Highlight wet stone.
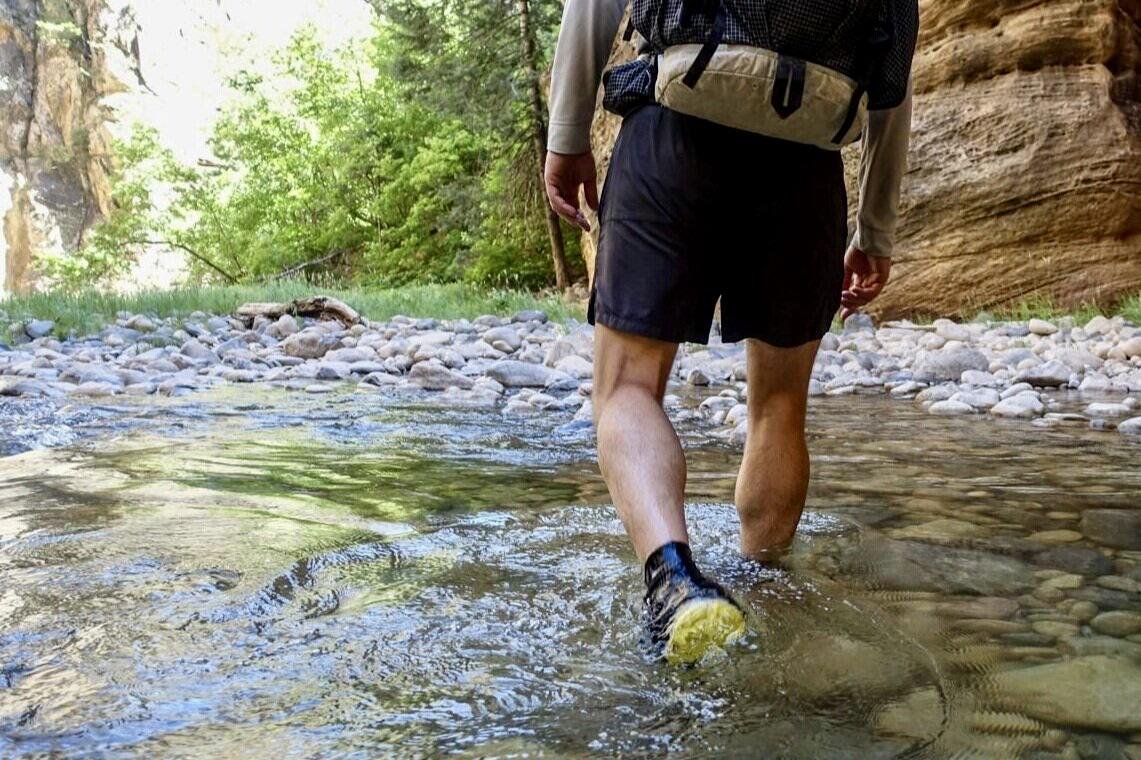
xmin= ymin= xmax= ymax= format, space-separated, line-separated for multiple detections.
xmin=1097 ymin=575 xmax=1140 ymax=594
xmin=1090 ymin=611 xmax=1141 ymax=637
xmin=993 ymin=656 xmax=1141 ymax=733
xmin=1080 ymin=510 xmax=1141 ymax=550
xmin=1029 ymin=530 xmax=1083 ymax=545
xmin=1036 ymin=545 xmax=1113 ymax=575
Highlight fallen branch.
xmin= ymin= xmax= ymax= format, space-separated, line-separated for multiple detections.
xmin=134 ymin=239 xmax=239 ymax=283
xmin=234 ymin=296 xmax=361 ymax=327
xmin=266 ymin=249 xmax=347 ymax=282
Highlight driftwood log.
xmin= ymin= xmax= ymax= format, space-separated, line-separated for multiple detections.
xmin=235 ymin=296 xmax=361 ymax=327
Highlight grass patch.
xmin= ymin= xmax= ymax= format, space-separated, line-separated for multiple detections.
xmin=967 ymin=294 xmax=1141 ymax=326
xmin=0 ymin=282 xmax=587 ymax=339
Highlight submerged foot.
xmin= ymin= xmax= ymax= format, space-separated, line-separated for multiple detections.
xmin=643 ymin=542 xmax=747 ymax=664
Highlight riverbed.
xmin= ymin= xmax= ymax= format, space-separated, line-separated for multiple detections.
xmin=1 ymin=382 xmax=1138 ymax=757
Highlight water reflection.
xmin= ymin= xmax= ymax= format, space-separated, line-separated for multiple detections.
xmin=0 ymin=387 xmax=1138 ymax=757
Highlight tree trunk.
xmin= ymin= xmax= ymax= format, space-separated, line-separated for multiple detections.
xmin=517 ymin=0 xmax=570 ymax=291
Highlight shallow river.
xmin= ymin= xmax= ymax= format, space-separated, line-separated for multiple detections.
xmin=1 ymin=386 xmax=1139 ymax=758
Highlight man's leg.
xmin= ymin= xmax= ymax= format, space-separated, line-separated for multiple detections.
xmin=734 ymin=338 xmax=821 ymax=559
xmin=592 ymin=323 xmax=686 ymax=562
xmin=593 ymin=322 xmax=746 ymax=662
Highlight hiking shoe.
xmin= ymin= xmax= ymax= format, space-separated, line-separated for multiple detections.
xmin=643 ymin=542 xmax=746 ymax=664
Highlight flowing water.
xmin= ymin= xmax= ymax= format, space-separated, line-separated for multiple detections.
xmin=1 ymin=385 xmax=1139 ymax=758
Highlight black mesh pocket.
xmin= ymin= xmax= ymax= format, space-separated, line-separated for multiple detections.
xmin=602 ymin=57 xmax=658 ymax=117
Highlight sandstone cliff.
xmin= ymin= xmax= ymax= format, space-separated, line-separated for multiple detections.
xmin=585 ymin=1 xmax=1141 ymax=319
xmin=0 ymin=0 xmax=136 ymax=294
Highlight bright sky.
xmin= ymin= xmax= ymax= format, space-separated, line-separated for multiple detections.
xmin=106 ymin=0 xmax=374 ymax=163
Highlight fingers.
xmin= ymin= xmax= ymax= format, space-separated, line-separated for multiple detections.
xmin=583 ymin=173 xmax=599 ymax=212
xmin=545 ymin=179 xmax=590 ymax=232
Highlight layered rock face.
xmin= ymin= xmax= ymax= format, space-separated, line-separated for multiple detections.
xmin=0 ymin=0 xmax=135 ymax=294
xmin=585 ymin=1 xmax=1141 ymax=318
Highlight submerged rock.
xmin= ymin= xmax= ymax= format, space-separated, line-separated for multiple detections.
xmin=992 ymin=656 xmax=1141 ymax=733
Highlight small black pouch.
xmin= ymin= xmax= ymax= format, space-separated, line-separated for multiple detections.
xmin=601 ymin=56 xmax=658 ymax=117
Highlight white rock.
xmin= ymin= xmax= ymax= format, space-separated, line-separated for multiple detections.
xmin=1117 ymin=417 xmax=1141 ymax=435
xmin=409 ymin=360 xmax=474 ymax=390
xmin=486 ymin=360 xmax=556 ymax=387
xmin=913 ymin=347 xmax=989 ymax=381
xmin=915 ymin=384 xmax=958 ymax=404
xmin=991 ymin=392 xmax=1046 ymax=419
xmin=1121 ymin=336 xmax=1141 ymax=359
xmin=503 ymin=398 xmax=537 ymax=415
xmin=929 ymin=399 xmax=975 ymax=415
xmin=482 ymin=326 xmax=521 ymax=352
xmin=1084 ymin=315 xmax=1113 ymax=335
xmin=957 ymin=369 xmax=995 ymax=387
xmin=1028 ymin=318 xmax=1058 ymax=336
xmin=725 ymin=403 xmax=749 ymax=426
xmin=933 ymin=318 xmax=971 ymax=342
xmin=952 ymin=387 xmax=1001 ymax=410
xmin=1084 ymin=402 xmax=1131 ymax=418
xmin=1014 ymin=360 xmax=1071 ymax=388
xmin=555 ymin=354 xmax=593 ymax=379
xmin=282 ymin=329 xmax=331 ymax=359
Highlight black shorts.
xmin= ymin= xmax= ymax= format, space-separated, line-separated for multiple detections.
xmin=588 ymin=104 xmax=848 ymax=347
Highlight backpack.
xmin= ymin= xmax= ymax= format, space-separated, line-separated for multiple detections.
xmin=602 ymin=0 xmax=919 ymax=150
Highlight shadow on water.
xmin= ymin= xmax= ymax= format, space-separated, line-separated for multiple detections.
xmin=0 ymin=385 xmax=1138 ymax=756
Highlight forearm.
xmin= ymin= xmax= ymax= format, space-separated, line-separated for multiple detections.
xmin=547 ymin=0 xmax=626 ymax=155
xmin=853 ymin=81 xmax=913 ymax=259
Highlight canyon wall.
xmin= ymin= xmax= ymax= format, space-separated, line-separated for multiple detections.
xmin=0 ymin=0 xmax=372 ymax=295
xmin=0 ymin=0 xmax=135 ymax=294
xmin=585 ymin=0 xmax=1141 ymax=318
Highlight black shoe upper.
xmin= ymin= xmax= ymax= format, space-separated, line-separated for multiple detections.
xmin=642 ymin=541 xmax=740 ymax=647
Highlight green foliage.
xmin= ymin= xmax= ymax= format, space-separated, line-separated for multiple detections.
xmin=36 ymin=128 xmax=171 ymax=290
xmin=0 ymin=283 xmax=585 ymax=339
xmin=67 ymin=3 xmax=580 ymax=292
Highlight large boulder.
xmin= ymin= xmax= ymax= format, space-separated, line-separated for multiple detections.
xmin=992 ymin=656 xmax=1141 ymax=733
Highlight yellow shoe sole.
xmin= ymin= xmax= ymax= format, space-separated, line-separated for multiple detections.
xmin=665 ymin=597 xmax=747 ymax=664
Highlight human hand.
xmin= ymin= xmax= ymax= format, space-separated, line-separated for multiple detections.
xmin=840 ymin=246 xmax=892 ymax=321
xmin=544 ymin=150 xmax=599 ymax=232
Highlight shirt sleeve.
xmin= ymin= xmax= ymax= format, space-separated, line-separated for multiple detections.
xmin=853 ymin=80 xmax=913 ymax=259
xmin=547 ymin=0 xmax=627 ymax=155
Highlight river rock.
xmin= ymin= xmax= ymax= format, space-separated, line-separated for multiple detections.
xmin=992 ymin=656 xmax=1141 ymax=733
xmin=282 ymin=329 xmax=332 ymax=359
xmin=929 ymin=399 xmax=975 ymax=415
xmin=482 ymin=326 xmax=521 ymax=352
xmin=1090 ymin=611 xmax=1141 ymax=637
xmin=24 ymin=319 xmax=55 ymax=339
xmin=1034 ymin=546 xmax=1115 ymax=577
xmin=1085 ymin=402 xmax=1131 ymax=418
xmin=1117 ymin=417 xmax=1141 ymax=435
xmin=512 ymin=309 xmax=548 ymax=324
xmin=555 ymin=355 xmax=593 ymax=379
xmin=485 ymin=360 xmax=555 ymax=387
xmin=1014 ymin=360 xmax=1072 ymax=388
xmin=912 ymin=347 xmax=989 ymax=381
xmin=1028 ymin=319 xmax=1059 ymax=336
xmin=315 ymin=361 xmax=351 ymax=381
xmin=782 ymin=633 xmax=918 ymax=701
xmin=1080 ymin=510 xmax=1141 ymax=550
xmin=409 ymin=361 xmax=474 ymax=390
xmin=324 ymin=347 xmax=372 ymax=364
xmin=991 ymin=392 xmax=1046 ymax=419
xmin=952 ymin=387 xmax=1001 ymax=410
xmin=840 ymin=539 xmax=1035 ymax=595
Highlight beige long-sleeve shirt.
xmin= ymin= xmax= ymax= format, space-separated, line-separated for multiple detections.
xmin=547 ymin=0 xmax=913 ymax=258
